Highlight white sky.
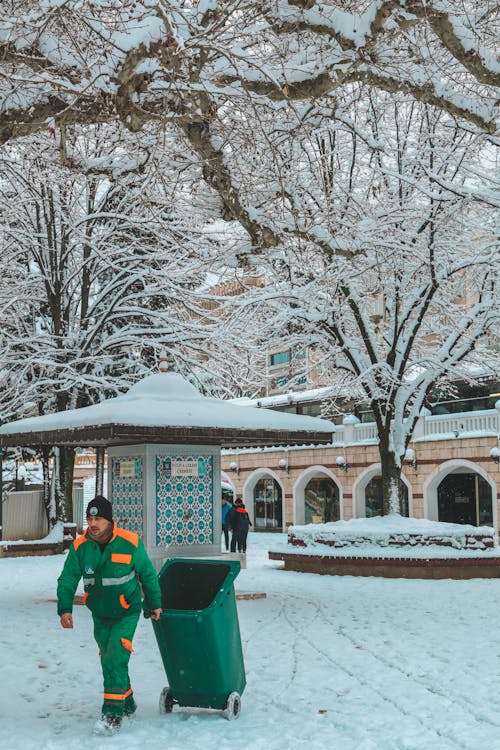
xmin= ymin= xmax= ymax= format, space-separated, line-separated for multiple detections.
xmin=0 ymin=532 xmax=499 ymax=749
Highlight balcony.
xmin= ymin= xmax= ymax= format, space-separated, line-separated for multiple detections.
xmin=329 ymin=407 xmax=499 ymax=446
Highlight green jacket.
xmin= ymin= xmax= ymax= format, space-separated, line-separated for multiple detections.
xmin=57 ymin=525 xmax=162 ymax=619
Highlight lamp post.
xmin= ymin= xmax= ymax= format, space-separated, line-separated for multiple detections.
xmin=278 ymin=457 xmax=289 ymax=474
xmin=335 ymin=455 xmax=349 ymax=472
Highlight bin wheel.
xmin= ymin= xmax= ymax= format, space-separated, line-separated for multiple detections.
xmin=223 ymin=691 xmax=241 ymax=720
xmin=159 ymin=687 xmax=175 ymax=714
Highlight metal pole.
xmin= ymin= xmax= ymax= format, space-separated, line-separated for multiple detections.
xmin=95 ymin=446 xmax=105 ymax=496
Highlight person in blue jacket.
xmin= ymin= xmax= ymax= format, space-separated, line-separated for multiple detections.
xmin=221 ymin=495 xmax=233 ymax=551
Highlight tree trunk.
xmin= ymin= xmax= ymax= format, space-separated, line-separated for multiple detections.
xmin=41 ymin=447 xmax=56 ymax=528
xmin=60 ymin=446 xmax=76 ymax=522
xmin=378 ymin=431 xmax=403 ymax=516
xmin=50 ymin=446 xmax=76 ymax=523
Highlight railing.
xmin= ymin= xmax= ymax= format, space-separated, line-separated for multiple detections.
xmin=353 ymin=422 xmax=379 ymax=442
xmin=423 ymin=410 xmax=499 ymax=438
xmin=223 ymin=406 xmax=500 ymax=457
xmin=329 ymin=421 xmax=378 ymax=446
xmin=331 ymin=427 xmax=344 ymax=443
xmin=329 ymin=407 xmax=499 ymax=446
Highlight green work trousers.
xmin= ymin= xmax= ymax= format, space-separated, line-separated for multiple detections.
xmin=93 ymin=611 xmax=140 ymax=717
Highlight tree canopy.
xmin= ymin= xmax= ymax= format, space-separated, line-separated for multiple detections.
xmin=1 ymin=1 xmax=498 ymax=519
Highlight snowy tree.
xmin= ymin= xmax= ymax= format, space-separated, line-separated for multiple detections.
xmin=0 ymin=124 xmax=226 ymax=524
xmin=223 ymin=94 xmax=499 ymax=514
xmin=1 ymin=1 xmax=498 ymax=518
xmin=0 ymin=2 xmax=497 ymax=251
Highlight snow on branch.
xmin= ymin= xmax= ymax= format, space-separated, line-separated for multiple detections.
xmin=0 ymin=0 xmax=498 ymax=148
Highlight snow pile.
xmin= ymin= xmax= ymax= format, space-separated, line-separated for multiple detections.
xmin=282 ymin=515 xmax=498 ymax=559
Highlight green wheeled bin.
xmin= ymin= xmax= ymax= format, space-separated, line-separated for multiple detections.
xmin=152 ymin=558 xmax=246 ymax=720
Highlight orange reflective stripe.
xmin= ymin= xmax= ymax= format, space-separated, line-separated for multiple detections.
xmin=119 ymin=594 xmax=130 ymax=609
xmin=115 ymin=528 xmax=139 ymax=547
xmin=103 ymin=692 xmax=127 ymax=701
xmin=74 ymin=535 xmax=87 ymax=550
xmin=109 ymin=522 xmax=133 ymax=544
xmin=120 ymin=638 xmax=134 ymax=653
xmin=124 ymin=688 xmax=133 ymax=698
xmin=83 ymin=592 xmax=88 ymax=605
xmin=109 ymin=525 xmax=138 ymax=546
xmin=111 ymin=553 xmax=132 ymax=564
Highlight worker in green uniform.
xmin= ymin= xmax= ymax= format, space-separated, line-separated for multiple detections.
xmin=57 ymin=495 xmax=162 ymax=735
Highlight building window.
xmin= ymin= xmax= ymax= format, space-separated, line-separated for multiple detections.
xmin=428 ymin=379 xmax=500 ymax=414
xmin=253 ymin=478 xmax=283 ymax=530
xmin=298 ymin=403 xmax=322 ymax=417
xmin=437 ymin=473 xmax=493 ymax=526
xmin=269 ymin=350 xmax=291 ymax=366
xmin=305 ymin=477 xmax=340 ymax=524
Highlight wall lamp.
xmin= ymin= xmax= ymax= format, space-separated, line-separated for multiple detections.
xmin=335 ymin=455 xmax=349 ymax=472
xmin=278 ymin=457 xmax=289 ymax=474
xmin=405 ymin=448 xmax=417 ymax=470
xmin=490 ymin=447 xmax=500 ymax=464
xmin=229 ymin=460 xmax=240 ymax=476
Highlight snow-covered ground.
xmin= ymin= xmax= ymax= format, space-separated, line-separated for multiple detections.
xmin=1 ymin=532 xmax=500 ymax=750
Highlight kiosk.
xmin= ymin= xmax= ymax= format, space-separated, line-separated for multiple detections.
xmin=0 ymin=369 xmax=334 ymax=567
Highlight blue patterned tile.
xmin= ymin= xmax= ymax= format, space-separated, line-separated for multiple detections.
xmin=111 ymin=456 xmax=144 ymax=535
xmin=156 ymin=455 xmax=214 ymax=546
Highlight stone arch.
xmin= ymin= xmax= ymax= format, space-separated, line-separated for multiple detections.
xmin=423 ymin=460 xmax=497 ymax=528
xmin=352 ymin=464 xmax=413 ymax=518
xmin=293 ymin=466 xmax=343 ymax=525
xmin=242 ymin=468 xmax=285 ymax=530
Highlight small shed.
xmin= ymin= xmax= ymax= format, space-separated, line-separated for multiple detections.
xmin=0 ymin=372 xmax=334 ymax=566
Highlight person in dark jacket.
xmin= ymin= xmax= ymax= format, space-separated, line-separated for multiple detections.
xmin=57 ymin=496 xmax=162 ymax=735
xmin=229 ymin=497 xmax=252 ymax=553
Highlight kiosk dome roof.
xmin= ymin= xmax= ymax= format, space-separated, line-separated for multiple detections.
xmin=0 ymin=371 xmax=335 ymax=449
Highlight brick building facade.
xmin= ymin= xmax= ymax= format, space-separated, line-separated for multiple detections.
xmin=221 ymin=405 xmax=500 ymax=533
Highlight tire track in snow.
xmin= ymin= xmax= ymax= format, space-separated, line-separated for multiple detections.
xmin=277 ymin=593 xmax=474 ymax=750
xmin=240 ymin=593 xmax=302 ymax=691
xmin=317 ymin=605 xmax=500 ymax=730
xmin=240 ymin=593 xmax=348 ymax=729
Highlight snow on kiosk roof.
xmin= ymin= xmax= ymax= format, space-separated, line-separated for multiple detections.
xmin=0 ymin=372 xmax=335 ymax=448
